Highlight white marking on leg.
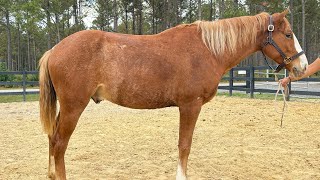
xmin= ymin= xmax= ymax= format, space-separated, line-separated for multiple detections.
xmin=48 ymin=155 xmax=55 ymax=178
xmin=176 ymin=161 xmax=187 ymax=180
xmin=293 ymin=34 xmax=308 ymax=69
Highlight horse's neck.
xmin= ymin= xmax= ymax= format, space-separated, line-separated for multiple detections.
xmin=165 ymin=24 xmax=263 ymax=74
xmin=221 ymin=32 xmax=264 ymax=72
xmin=224 ymin=44 xmax=259 ymax=69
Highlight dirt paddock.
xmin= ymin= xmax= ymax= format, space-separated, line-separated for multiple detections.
xmin=1 ymin=96 xmax=320 ymax=179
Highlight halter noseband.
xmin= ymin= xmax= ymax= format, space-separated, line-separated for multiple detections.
xmin=261 ymin=16 xmax=305 ymax=73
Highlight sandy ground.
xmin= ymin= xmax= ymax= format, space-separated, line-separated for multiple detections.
xmin=0 ymin=96 xmax=320 ymax=180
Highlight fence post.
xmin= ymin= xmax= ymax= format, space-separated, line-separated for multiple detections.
xmin=246 ymin=69 xmax=250 ymax=94
xmin=22 ymin=70 xmax=26 ymax=101
xmin=285 ymin=69 xmax=290 ymax=101
xmin=229 ymin=68 xmax=233 ymax=96
xmin=250 ymin=65 xmax=254 ymax=98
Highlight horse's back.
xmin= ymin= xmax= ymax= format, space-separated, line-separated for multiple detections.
xmin=47 ymin=30 xmax=180 ymax=108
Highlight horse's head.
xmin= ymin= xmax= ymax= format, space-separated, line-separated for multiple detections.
xmin=261 ymin=9 xmax=308 ymax=78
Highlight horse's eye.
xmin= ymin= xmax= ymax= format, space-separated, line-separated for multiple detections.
xmin=286 ymin=34 xmax=293 ymax=39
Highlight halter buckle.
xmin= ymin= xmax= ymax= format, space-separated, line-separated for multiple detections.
xmin=268 ymin=25 xmax=274 ymax=32
xmin=284 ymin=57 xmax=292 ymax=64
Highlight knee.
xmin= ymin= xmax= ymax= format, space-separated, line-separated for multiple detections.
xmin=178 ymin=138 xmax=192 ymax=150
xmin=178 ymin=143 xmax=191 ymax=151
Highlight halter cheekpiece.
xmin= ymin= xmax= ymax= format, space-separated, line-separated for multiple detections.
xmin=261 ymin=15 xmax=305 ymax=73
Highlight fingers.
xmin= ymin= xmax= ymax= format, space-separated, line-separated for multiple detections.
xmin=279 ymin=77 xmax=290 ymax=87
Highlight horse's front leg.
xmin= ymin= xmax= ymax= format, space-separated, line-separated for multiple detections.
xmin=176 ymin=99 xmax=202 ymax=180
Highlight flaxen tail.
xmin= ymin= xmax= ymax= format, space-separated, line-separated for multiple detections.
xmin=39 ymin=50 xmax=56 ymax=136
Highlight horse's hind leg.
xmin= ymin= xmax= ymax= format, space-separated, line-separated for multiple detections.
xmin=176 ymin=99 xmax=202 ymax=180
xmin=51 ymin=99 xmax=89 ymax=180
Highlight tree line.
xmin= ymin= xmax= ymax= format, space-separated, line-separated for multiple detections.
xmin=0 ymin=0 xmax=319 ymax=71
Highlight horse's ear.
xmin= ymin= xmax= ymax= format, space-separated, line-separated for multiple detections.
xmin=273 ymin=9 xmax=289 ymax=25
xmin=281 ymin=8 xmax=290 ymax=16
xmin=286 ymin=7 xmax=291 ymax=14
xmin=277 ymin=9 xmax=289 ymax=20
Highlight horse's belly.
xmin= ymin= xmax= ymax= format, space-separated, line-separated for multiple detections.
xmin=112 ymin=95 xmax=176 ymax=109
xmin=117 ymin=100 xmax=175 ymax=109
xmin=91 ymin=83 xmax=175 ymax=109
xmin=116 ymin=90 xmax=176 ymax=109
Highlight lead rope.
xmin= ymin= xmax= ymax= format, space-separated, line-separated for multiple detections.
xmin=274 ymin=74 xmax=289 ymax=127
xmin=262 ymin=53 xmax=289 ymax=128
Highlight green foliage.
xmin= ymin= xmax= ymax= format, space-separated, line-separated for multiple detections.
xmin=223 ymin=1 xmax=249 ymax=18
xmin=0 ymin=0 xmax=319 ymax=71
xmin=0 ymin=69 xmax=39 ymax=88
xmin=0 ymin=94 xmax=39 ymax=103
xmin=0 ymin=62 xmax=8 ymax=81
xmin=92 ymin=0 xmax=115 ymax=31
xmin=0 ymin=62 xmax=6 ymax=71
xmin=27 ymin=74 xmax=38 ymax=81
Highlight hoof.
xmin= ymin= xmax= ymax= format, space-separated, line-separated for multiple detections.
xmin=48 ymin=172 xmax=55 ymax=179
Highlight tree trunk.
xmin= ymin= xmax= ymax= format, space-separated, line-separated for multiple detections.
xmin=62 ymin=12 xmax=65 ymax=37
xmin=220 ymin=0 xmax=225 ymax=19
xmin=209 ymin=0 xmax=213 ymax=21
xmin=45 ymin=0 xmax=51 ymax=49
xmin=125 ymin=1 xmax=128 ymax=33
xmin=78 ymin=0 xmax=82 ymax=23
xmin=290 ymin=0 xmax=293 ymax=29
xmin=66 ymin=9 xmax=71 ymax=35
xmin=17 ymin=23 xmax=21 ymax=71
xmin=73 ymin=0 xmax=78 ymax=25
xmin=161 ymin=2 xmax=167 ymax=31
xmin=132 ymin=0 xmax=136 ymax=34
xmin=189 ymin=0 xmax=192 ymax=23
xmin=166 ymin=0 xmax=172 ymax=28
xmin=5 ymin=9 xmax=12 ymax=71
xmin=113 ymin=0 xmax=118 ymax=32
xmin=301 ymin=0 xmax=306 ymax=50
xmin=106 ymin=0 xmax=110 ymax=31
xmin=55 ymin=13 xmax=61 ymax=43
xmin=152 ymin=0 xmax=155 ymax=34
xmin=27 ymin=31 xmax=31 ymax=71
xmin=173 ymin=0 xmax=178 ymax=26
xmin=33 ymin=37 xmax=37 ymax=71
xmin=234 ymin=0 xmax=238 ymax=8
xmin=213 ymin=0 xmax=216 ymax=20
xmin=198 ymin=0 xmax=201 ymax=20
xmin=138 ymin=0 xmax=143 ymax=34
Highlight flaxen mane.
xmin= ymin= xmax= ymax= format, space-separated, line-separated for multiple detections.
xmin=195 ymin=12 xmax=269 ymax=56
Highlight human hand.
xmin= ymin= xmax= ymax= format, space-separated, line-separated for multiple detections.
xmin=279 ymin=77 xmax=291 ymax=87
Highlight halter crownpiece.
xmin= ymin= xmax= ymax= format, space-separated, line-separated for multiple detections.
xmin=261 ymin=15 xmax=305 ymax=73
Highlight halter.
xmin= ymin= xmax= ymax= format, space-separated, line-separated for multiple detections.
xmin=261 ymin=16 xmax=305 ymax=73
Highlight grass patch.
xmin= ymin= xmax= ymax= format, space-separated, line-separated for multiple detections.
xmin=0 ymin=94 xmax=39 ymax=103
xmin=217 ymin=92 xmax=320 ymax=101
xmin=217 ymin=92 xmax=278 ymax=100
xmin=0 ymin=86 xmax=39 ymax=90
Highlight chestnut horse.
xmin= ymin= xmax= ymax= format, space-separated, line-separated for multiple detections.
xmin=39 ymin=10 xmax=307 ymax=179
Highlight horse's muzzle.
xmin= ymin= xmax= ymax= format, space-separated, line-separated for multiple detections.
xmin=291 ymin=66 xmax=306 ymax=78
